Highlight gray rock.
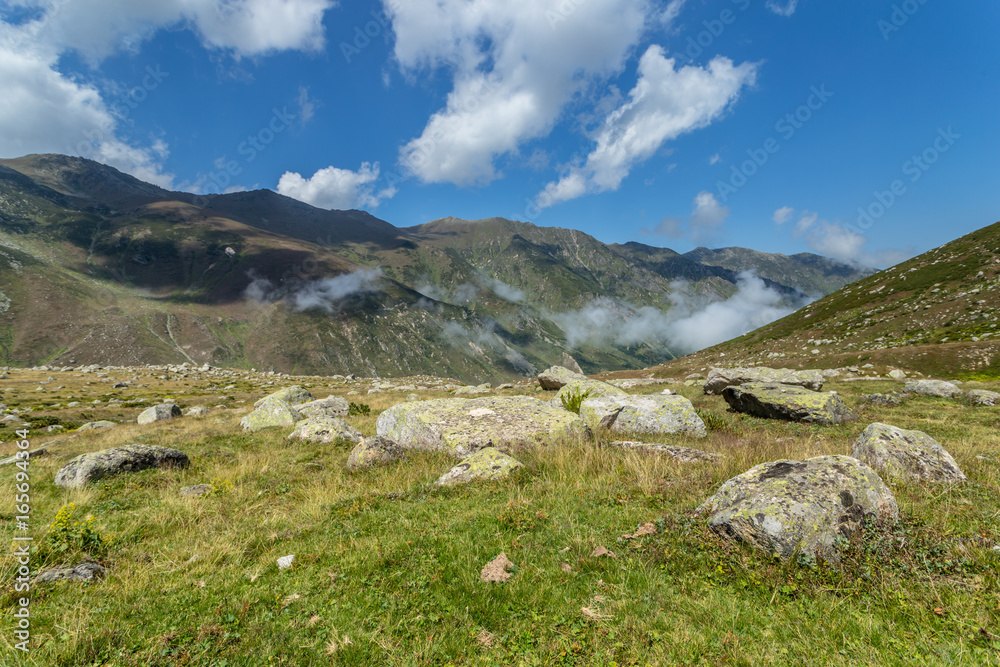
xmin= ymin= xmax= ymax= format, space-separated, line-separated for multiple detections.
xmin=137 ymin=403 xmax=181 ymax=425
xmin=861 ymin=393 xmax=902 ymax=407
xmin=253 ymin=386 xmax=314 ymax=408
xmin=553 ymin=378 xmax=626 ymax=405
xmin=607 ymin=441 xmax=719 ymax=463
xmin=287 ymin=417 xmax=362 ymax=445
xmin=903 ymin=379 xmax=963 ymax=398
xmin=888 ymin=370 xmax=907 ymax=380
xmin=580 ymin=394 xmax=706 ymax=437
xmin=697 ymin=455 xmax=899 ymax=561
xmin=453 ymin=383 xmax=491 ymax=395
xmin=180 ymin=484 xmax=213 ymax=497
xmin=34 ymin=562 xmax=106 ymax=584
xmin=185 ymin=406 xmax=210 ymax=416
xmin=851 ymin=422 xmax=966 ymax=484
xmin=377 ymin=396 xmax=585 ymax=458
xmin=722 ymin=382 xmax=857 ymax=425
xmin=435 ymin=447 xmax=523 ymax=486
xmin=537 ymin=365 xmax=587 ymax=390
xmin=967 ymin=389 xmax=1000 ymax=406
xmin=294 ymin=396 xmax=349 ymax=419
xmin=240 ymin=396 xmax=303 ymax=432
xmin=704 ymin=367 xmax=825 ymax=395
xmin=55 ymin=444 xmax=190 ymax=489
xmin=346 ymin=436 xmax=406 ymax=471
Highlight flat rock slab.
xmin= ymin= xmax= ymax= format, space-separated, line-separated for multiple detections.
xmin=538 ymin=365 xmax=587 ymax=390
xmin=241 ymin=396 xmax=303 ymax=432
xmin=705 ymin=367 xmax=825 ymax=395
xmin=294 ymin=396 xmax=349 ymax=419
xmin=347 ymin=436 xmax=406 ymax=471
xmin=608 ymin=441 xmax=719 ymax=463
xmin=255 ymin=386 xmax=314 ymax=407
xmin=722 ymin=382 xmax=857 ymax=425
xmin=851 ymin=422 xmax=966 ymax=484
xmin=377 ymin=396 xmax=585 ymax=458
xmin=55 ymin=444 xmax=189 ymax=489
xmin=581 ymin=394 xmax=706 ymax=437
xmin=697 ymin=455 xmax=899 ymax=561
xmin=34 ymin=562 xmax=106 ymax=584
xmin=137 ymin=403 xmax=181 ymax=425
xmin=287 ymin=417 xmax=362 ymax=445
xmin=903 ymin=379 xmax=963 ymax=398
xmin=435 ymin=447 xmax=523 ymax=486
xmin=967 ymin=389 xmax=1000 ymax=406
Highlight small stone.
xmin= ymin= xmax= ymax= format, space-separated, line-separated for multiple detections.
xmin=591 ymin=546 xmax=616 ymax=558
xmin=346 ymin=436 xmax=406 ymax=471
xmin=180 ymin=484 xmax=213 ymax=497
xmin=480 ymin=552 xmax=515 ymax=583
xmin=435 ymin=447 xmax=523 ymax=486
xmin=34 ymin=562 xmax=106 ymax=584
xmin=277 ymin=555 xmax=295 ymax=570
xmin=137 ymin=403 xmax=182 ymax=425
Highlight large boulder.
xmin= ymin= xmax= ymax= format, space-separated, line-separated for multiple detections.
xmin=704 ymin=367 xmax=825 ymax=395
xmin=241 ymin=397 xmax=303 ymax=432
xmin=294 ymin=396 xmax=349 ymax=419
xmin=287 ymin=417 xmax=363 ymax=445
xmin=903 ymin=379 xmax=963 ymax=398
xmin=697 ymin=455 xmax=899 ymax=561
xmin=537 ymin=365 xmax=587 ymax=390
xmin=850 ymin=422 xmax=966 ymax=484
xmin=55 ymin=444 xmax=190 ymax=489
xmin=346 ymin=436 xmax=406 ymax=471
xmin=137 ymin=403 xmax=181 ymax=425
xmin=722 ymin=383 xmax=857 ymax=425
xmin=435 ymin=447 xmax=523 ymax=486
xmin=254 ymin=386 xmax=314 ymax=408
xmin=967 ymin=389 xmax=1000 ymax=406
xmin=376 ymin=396 xmax=585 ymax=458
xmin=580 ymin=394 xmax=706 ymax=437
xmin=553 ymin=378 xmax=626 ymax=406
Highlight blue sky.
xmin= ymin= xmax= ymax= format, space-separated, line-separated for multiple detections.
xmin=1 ymin=0 xmax=997 ymax=267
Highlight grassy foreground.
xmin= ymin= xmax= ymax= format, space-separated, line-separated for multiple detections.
xmin=1 ymin=372 xmax=998 ymax=665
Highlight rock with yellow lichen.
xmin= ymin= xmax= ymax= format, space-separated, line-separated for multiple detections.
xmin=580 ymin=394 xmax=706 ymax=437
xmin=697 ymin=455 xmax=898 ymax=561
xmin=435 ymin=447 xmax=523 ymax=486
xmin=722 ymin=382 xmax=856 ymax=425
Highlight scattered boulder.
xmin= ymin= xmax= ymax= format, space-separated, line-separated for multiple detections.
xmin=722 ymin=383 xmax=857 ymax=425
xmin=553 ymin=378 xmax=626 ymax=406
xmin=34 ymin=562 xmax=106 ymax=584
xmin=287 ymin=417 xmax=362 ymax=445
xmin=185 ymin=406 xmax=210 ymax=417
xmin=851 ymin=423 xmax=967 ymax=484
xmin=704 ymin=367 xmax=825 ymax=395
xmin=861 ymin=393 xmax=902 ymax=407
xmin=903 ymin=379 xmax=963 ymax=398
xmin=435 ymin=447 xmax=523 ymax=486
xmin=607 ymin=441 xmax=719 ymax=463
xmin=294 ymin=396 xmax=349 ymax=419
xmin=888 ymin=369 xmax=907 ymax=380
xmin=697 ymin=455 xmax=899 ymax=561
xmin=967 ymin=389 xmax=1000 ymax=406
xmin=346 ymin=436 xmax=406 ymax=471
xmin=454 ymin=383 xmax=491 ymax=395
xmin=78 ymin=420 xmax=116 ymax=431
xmin=581 ymin=394 xmax=706 ymax=437
xmin=55 ymin=444 xmax=190 ymax=489
xmin=537 ymin=365 xmax=587 ymax=390
xmin=255 ymin=386 xmax=314 ymax=407
xmin=377 ymin=396 xmax=585 ymax=458
xmin=137 ymin=403 xmax=181 ymax=425
xmin=240 ymin=397 xmax=302 ymax=432
xmin=480 ymin=552 xmax=515 ymax=583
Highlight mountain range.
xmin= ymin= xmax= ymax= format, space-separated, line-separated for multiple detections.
xmin=0 ymin=154 xmax=874 ymax=381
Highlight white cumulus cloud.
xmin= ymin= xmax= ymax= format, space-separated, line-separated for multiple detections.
xmin=276 ymin=163 xmax=397 ymax=210
xmin=766 ymin=0 xmax=800 ymax=17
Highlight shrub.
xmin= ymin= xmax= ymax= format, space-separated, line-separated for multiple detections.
xmin=348 ymin=402 xmax=371 ymax=416
xmin=560 ymin=387 xmax=592 ymax=414
xmin=46 ymin=503 xmax=105 ymax=555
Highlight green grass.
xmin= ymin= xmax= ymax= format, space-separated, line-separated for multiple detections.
xmin=0 ymin=375 xmax=998 ymax=665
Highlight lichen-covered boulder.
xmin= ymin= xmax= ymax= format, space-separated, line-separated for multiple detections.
xmin=704 ymin=367 xmax=825 ymax=395
xmin=453 ymin=383 xmax=491 ymax=395
xmin=607 ymin=441 xmax=719 ymax=463
xmin=346 ymin=436 xmax=406 ymax=471
xmin=967 ymin=389 xmax=1000 ymax=406
xmin=376 ymin=396 xmax=585 ymax=458
xmin=137 ymin=403 xmax=181 ymax=425
xmin=254 ymin=386 xmax=314 ymax=408
xmin=34 ymin=562 xmax=106 ymax=584
xmin=581 ymin=394 xmax=706 ymax=437
xmin=903 ymin=379 xmax=963 ymax=398
xmin=850 ymin=422 xmax=966 ymax=484
xmin=294 ymin=396 xmax=349 ymax=419
xmin=241 ymin=397 xmax=303 ymax=432
xmin=697 ymin=455 xmax=899 ymax=561
xmin=78 ymin=420 xmax=116 ymax=431
xmin=287 ymin=417 xmax=362 ymax=445
xmin=553 ymin=378 xmax=626 ymax=406
xmin=722 ymin=383 xmax=857 ymax=425
xmin=538 ymin=365 xmax=587 ymax=390
xmin=55 ymin=444 xmax=190 ymax=489
xmin=185 ymin=406 xmax=210 ymax=417
xmin=435 ymin=447 xmax=523 ymax=486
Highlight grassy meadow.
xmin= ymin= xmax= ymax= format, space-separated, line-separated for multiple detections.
xmin=0 ymin=369 xmax=998 ymax=665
